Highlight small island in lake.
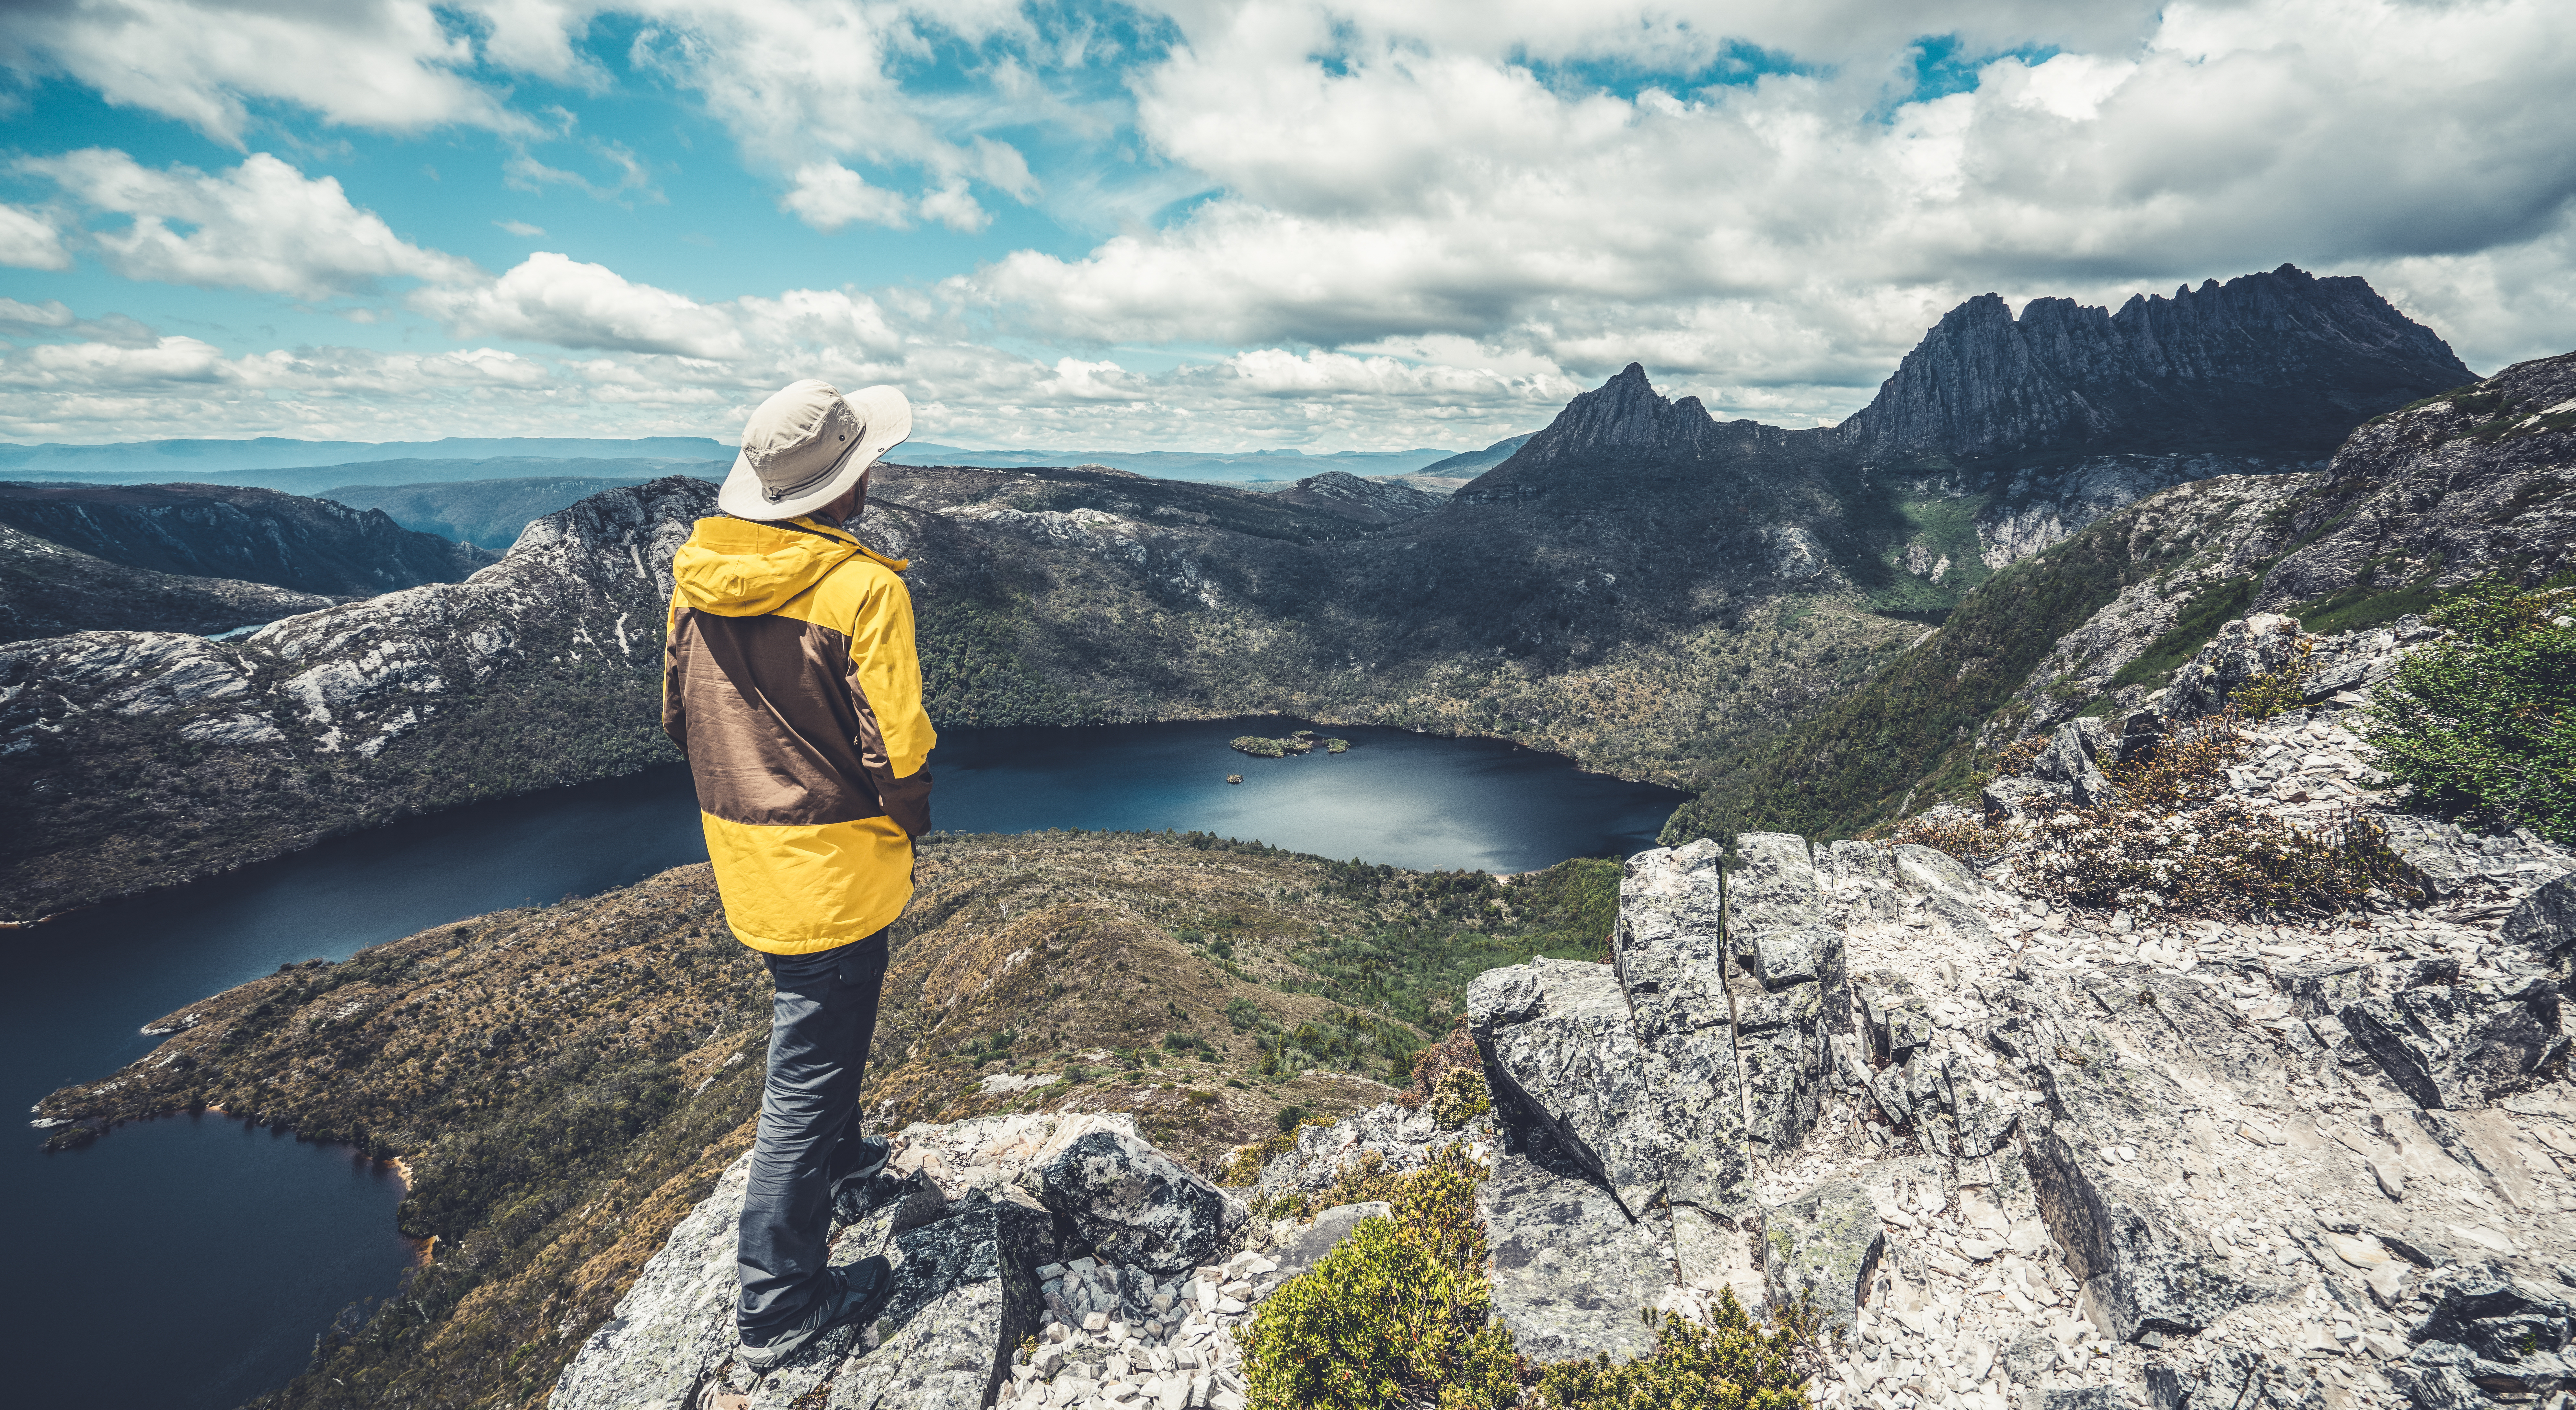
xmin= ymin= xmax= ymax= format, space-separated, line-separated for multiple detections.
xmin=1228 ymin=729 xmax=1349 ymax=757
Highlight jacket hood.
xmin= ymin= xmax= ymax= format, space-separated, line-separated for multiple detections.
xmin=671 ymin=515 xmax=905 ymax=617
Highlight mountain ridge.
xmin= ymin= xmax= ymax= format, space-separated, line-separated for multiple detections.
xmin=0 ymin=481 xmax=494 ymax=595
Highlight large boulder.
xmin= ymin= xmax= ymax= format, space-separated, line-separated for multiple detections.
xmin=1723 ymin=833 xmax=1846 ymax=1160
xmin=1468 ymin=957 xmax=1672 ymax=1217
xmin=1736 ymin=982 xmax=1833 ymax=1156
xmin=2339 ymin=982 xmax=2568 ymax=1110
xmin=1759 ymin=1179 xmax=1884 ymax=1338
xmin=827 ymin=1191 xmax=1060 ymax=1409
xmin=2167 ymin=613 xmax=2304 ymax=720
xmin=1613 ymin=842 xmax=1752 ymax=1214
xmin=1728 ymin=832 xmax=1827 ymax=938
xmin=1479 ymin=1147 xmax=1671 ymax=1363
xmin=1028 ymin=1118 xmax=1245 ymax=1275
xmin=2503 ymin=874 xmax=2576 ymax=978
xmin=2030 ymin=719 xmax=2122 ymax=807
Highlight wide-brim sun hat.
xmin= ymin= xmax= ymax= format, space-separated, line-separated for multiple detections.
xmin=718 ymin=379 xmax=912 ymax=521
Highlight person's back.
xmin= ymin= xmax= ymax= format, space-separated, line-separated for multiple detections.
xmin=661 ymin=379 xmax=930 ymax=1370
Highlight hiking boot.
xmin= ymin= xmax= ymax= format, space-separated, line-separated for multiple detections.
xmin=828 ymin=1136 xmax=894 ymax=1222
xmin=830 ymin=1135 xmax=891 ymax=1194
xmin=737 ymin=1256 xmax=894 ymax=1374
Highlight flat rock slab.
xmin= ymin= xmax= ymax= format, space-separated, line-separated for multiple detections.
xmin=2028 ymin=1036 xmax=2286 ymax=1341
xmin=1477 ymin=1149 xmax=1670 ymax=1364
xmin=1761 ymin=1178 xmax=1884 ymax=1337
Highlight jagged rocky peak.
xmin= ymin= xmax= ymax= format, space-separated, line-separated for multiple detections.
xmin=1486 ymin=363 xmax=1730 ymax=471
xmin=1842 ymin=264 xmax=2477 ymax=463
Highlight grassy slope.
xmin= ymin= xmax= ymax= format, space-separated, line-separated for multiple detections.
xmin=37 ymin=830 xmax=1618 ymax=1410
xmin=1663 ymin=506 xmax=2181 ymax=843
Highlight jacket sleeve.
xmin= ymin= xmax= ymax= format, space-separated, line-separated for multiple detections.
xmin=843 ymin=573 xmax=937 ymax=838
xmin=660 ymin=595 xmax=689 ymax=755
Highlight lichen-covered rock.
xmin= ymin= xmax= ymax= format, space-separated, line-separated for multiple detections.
xmin=2396 ymin=1270 xmax=2576 ymax=1400
xmin=826 ymin=1192 xmax=1059 ymax=1410
xmin=1468 ymin=957 xmax=1673 ymax=1217
xmin=2030 ymin=719 xmax=2122 ymax=806
xmin=1479 ymin=1146 xmax=1670 ymax=1363
xmin=1029 ymin=1120 xmax=1245 ymax=1275
xmin=2340 ymin=983 xmax=2569 ymax=1110
xmin=550 ymin=1153 xmax=754 ymax=1410
xmin=1728 ymin=832 xmax=1827 ymax=938
xmin=1759 ymin=1179 xmax=1883 ymax=1337
xmin=1246 ymin=1100 xmax=1458 ymax=1202
xmin=1735 ymin=982 xmax=1832 ymax=1156
xmin=1857 ymin=971 xmax=1932 ymax=1064
xmin=2167 ymin=613 xmax=2306 ymax=720
xmin=1611 ymin=843 xmax=1751 ymax=1214
xmin=1268 ymin=1201 xmax=1389 ymax=1281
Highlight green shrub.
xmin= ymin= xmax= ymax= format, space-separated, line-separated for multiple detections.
xmin=1426 ymin=1068 xmax=1491 ymax=1129
xmin=2363 ymin=580 xmax=2576 ymax=844
xmin=1236 ymin=1146 xmax=1521 ymax=1410
xmin=1535 ymin=1293 xmax=1808 ymax=1410
xmin=1239 ymin=1146 xmax=1819 ymax=1410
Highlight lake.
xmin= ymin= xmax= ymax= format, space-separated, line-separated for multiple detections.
xmin=0 ymin=719 xmax=1681 ymax=1409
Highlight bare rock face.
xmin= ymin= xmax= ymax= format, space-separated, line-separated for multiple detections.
xmin=2166 ymin=613 xmax=2307 ymax=720
xmin=1478 ymin=1140 xmax=1669 ymax=1364
xmin=2026 ymin=1031 xmax=2288 ymax=1342
xmin=1467 ymin=956 xmax=1671 ymax=1217
xmin=1840 ymin=265 xmax=2473 ymax=464
xmin=1611 ymin=840 xmax=1750 ymax=1214
xmin=2339 ymin=984 xmax=2568 ymax=1110
xmin=0 ymin=476 xmax=716 ymax=919
xmin=2502 ymin=874 xmax=2576 ymax=979
xmin=2254 ymin=350 xmax=2576 ymax=619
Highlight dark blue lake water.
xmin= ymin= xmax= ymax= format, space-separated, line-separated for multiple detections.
xmin=0 ymin=719 xmax=1680 ymax=1409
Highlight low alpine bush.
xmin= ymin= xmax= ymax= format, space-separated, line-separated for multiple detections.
xmin=2363 ymin=580 xmax=2576 ymax=844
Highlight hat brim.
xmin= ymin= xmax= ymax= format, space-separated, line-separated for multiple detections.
xmin=717 ymin=384 xmax=913 ymax=521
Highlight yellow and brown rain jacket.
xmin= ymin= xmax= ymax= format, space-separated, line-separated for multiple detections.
xmin=662 ymin=514 xmax=935 ymax=954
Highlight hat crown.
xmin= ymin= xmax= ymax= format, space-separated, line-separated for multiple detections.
xmin=742 ymin=380 xmax=862 ymax=493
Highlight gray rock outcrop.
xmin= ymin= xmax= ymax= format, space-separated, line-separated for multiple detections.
xmin=1029 ymin=1123 xmax=1245 ymax=1275
xmin=1760 ymin=1179 xmax=1883 ymax=1337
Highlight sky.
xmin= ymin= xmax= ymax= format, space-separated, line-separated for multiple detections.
xmin=0 ymin=1 xmax=2572 ymax=453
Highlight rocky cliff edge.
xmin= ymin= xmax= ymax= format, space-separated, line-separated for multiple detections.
xmin=556 ymin=621 xmax=2573 ymax=1410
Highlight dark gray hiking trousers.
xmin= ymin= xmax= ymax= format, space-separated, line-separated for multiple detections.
xmin=738 ymin=931 xmax=888 ymax=1336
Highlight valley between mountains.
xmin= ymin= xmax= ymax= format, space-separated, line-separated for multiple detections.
xmin=0 ymin=265 xmax=2481 ymax=921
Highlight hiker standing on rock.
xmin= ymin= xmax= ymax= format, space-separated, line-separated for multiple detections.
xmin=662 ymin=379 xmax=933 ymax=1371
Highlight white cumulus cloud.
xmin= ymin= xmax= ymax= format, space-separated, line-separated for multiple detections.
xmin=21 ymin=150 xmax=482 ymax=298
xmin=0 ymin=203 xmax=71 ymax=270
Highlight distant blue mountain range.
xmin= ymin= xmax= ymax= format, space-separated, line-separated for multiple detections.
xmin=0 ymin=436 xmax=1480 ymax=484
